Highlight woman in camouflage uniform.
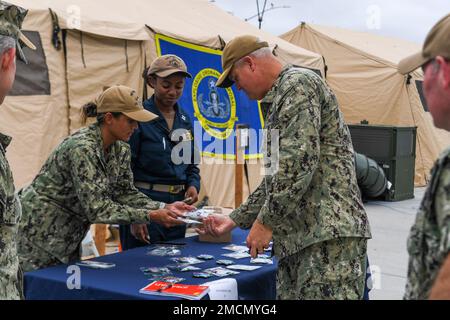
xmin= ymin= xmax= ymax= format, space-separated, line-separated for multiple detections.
xmin=17 ymin=85 xmax=191 ymax=271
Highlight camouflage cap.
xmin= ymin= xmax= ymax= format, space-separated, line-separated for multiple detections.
xmin=216 ymin=35 xmax=269 ymax=88
xmin=94 ymin=85 xmax=158 ymax=122
xmin=147 ymin=54 xmax=192 ymax=78
xmin=398 ymin=13 xmax=450 ymax=75
xmin=0 ymin=1 xmax=36 ymax=64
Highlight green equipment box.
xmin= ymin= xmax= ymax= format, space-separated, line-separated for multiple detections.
xmin=348 ymin=124 xmax=417 ymax=201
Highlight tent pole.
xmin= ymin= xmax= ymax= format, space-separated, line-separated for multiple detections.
xmin=235 ymin=124 xmax=249 ymax=208
xmin=235 ymin=127 xmax=244 ymax=208
xmin=94 ymin=225 xmax=107 ymax=256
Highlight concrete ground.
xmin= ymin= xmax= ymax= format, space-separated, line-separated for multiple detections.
xmin=365 ymin=187 xmax=424 ymax=300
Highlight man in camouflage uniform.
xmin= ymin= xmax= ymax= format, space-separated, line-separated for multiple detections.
xmin=199 ymin=35 xmax=371 ymax=299
xmin=18 ymin=85 xmax=192 ymax=272
xmin=0 ymin=1 xmax=36 ymax=300
xmin=398 ymin=13 xmax=450 ymax=300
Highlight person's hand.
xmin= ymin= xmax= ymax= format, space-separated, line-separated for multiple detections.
xmin=130 ymin=224 xmax=150 ymax=244
xmin=184 ymin=186 xmax=198 ymax=204
xmin=196 ymin=214 xmax=236 ymax=237
xmin=148 ymin=209 xmax=185 ymax=228
xmin=246 ymin=219 xmax=272 ymax=258
xmin=165 ymin=201 xmax=196 ymax=215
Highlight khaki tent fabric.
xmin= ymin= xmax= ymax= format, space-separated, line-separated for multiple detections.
xmin=3 ymin=0 xmax=323 ymax=208
xmin=0 ymin=10 xmax=68 ymax=189
xmin=65 ymin=31 xmax=146 ymax=132
xmin=197 ymin=159 xmax=264 ymax=208
xmin=11 ymin=0 xmax=324 ymax=70
xmin=281 ymin=23 xmax=450 ymax=186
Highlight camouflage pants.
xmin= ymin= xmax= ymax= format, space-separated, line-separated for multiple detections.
xmin=0 ymin=224 xmax=22 ymax=300
xmin=277 ymin=237 xmax=367 ymax=300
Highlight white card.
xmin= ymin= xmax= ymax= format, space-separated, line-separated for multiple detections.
xmin=222 ymin=244 xmax=249 ymax=252
xmin=222 ymin=252 xmax=251 ymax=259
xmin=226 ymin=265 xmax=262 ymax=271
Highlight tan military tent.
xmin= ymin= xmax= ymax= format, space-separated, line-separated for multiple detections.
xmin=281 ymin=22 xmax=450 ymax=186
xmin=2 ymin=0 xmax=324 ymax=207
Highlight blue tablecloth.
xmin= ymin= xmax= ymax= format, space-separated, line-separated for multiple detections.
xmin=24 ymin=229 xmax=277 ymax=300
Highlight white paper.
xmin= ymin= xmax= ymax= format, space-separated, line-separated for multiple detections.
xmin=226 ymin=265 xmax=262 ymax=271
xmin=177 ymin=217 xmax=203 ymax=225
xmin=76 ymin=261 xmax=115 ymax=269
xmin=250 ymin=257 xmax=274 ymax=264
xmin=222 ymin=244 xmax=249 ymax=252
xmin=202 ymin=278 xmax=238 ymax=300
xmin=184 ymin=209 xmax=213 ymax=220
xmin=222 ymin=252 xmax=251 ymax=259
xmin=204 ymin=267 xmax=239 ymax=277
xmin=171 ymin=257 xmax=205 ymax=265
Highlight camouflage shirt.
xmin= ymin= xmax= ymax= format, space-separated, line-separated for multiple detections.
xmin=0 ymin=132 xmax=21 ymax=299
xmin=18 ymin=123 xmax=162 ymax=268
xmin=405 ymin=147 xmax=450 ymax=299
xmin=230 ymin=65 xmax=371 ymax=258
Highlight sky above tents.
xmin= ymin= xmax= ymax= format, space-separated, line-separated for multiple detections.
xmin=212 ymin=0 xmax=449 ymax=44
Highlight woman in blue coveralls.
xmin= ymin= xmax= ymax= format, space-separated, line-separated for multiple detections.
xmin=119 ymin=54 xmax=200 ymax=250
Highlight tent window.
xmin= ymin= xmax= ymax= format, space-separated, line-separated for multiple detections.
xmin=292 ymin=64 xmax=322 ymax=78
xmin=8 ymin=31 xmax=51 ymax=96
xmin=415 ymin=80 xmax=428 ymax=112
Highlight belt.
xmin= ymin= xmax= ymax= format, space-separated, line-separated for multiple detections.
xmin=134 ymin=181 xmax=185 ymax=194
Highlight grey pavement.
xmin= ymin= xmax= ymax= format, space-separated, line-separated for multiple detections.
xmin=366 ymin=187 xmax=425 ymax=300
